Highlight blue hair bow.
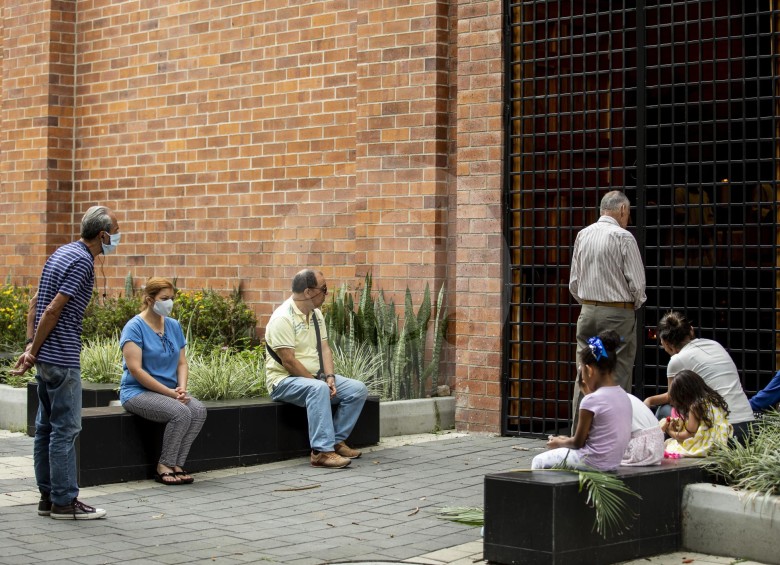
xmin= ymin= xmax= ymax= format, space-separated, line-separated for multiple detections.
xmin=587 ymin=336 xmax=607 ymax=361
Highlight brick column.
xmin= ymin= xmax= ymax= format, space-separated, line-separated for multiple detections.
xmin=454 ymin=0 xmax=504 ymax=432
xmin=0 ymin=1 xmax=76 ymax=283
xmin=354 ymin=0 xmax=452 ymax=295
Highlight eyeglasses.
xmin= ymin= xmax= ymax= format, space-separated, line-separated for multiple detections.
xmin=309 ymin=284 xmax=328 ymax=296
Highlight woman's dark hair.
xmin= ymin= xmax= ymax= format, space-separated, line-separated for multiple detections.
xmin=578 ymin=329 xmax=621 ymax=374
xmin=669 ymin=369 xmax=730 ymax=428
xmin=657 ymin=310 xmax=693 ymax=349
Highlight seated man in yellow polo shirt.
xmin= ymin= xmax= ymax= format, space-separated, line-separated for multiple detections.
xmin=265 ymin=269 xmax=368 ymax=469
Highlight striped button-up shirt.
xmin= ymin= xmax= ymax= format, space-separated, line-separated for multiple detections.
xmin=569 ymin=215 xmax=647 ymax=309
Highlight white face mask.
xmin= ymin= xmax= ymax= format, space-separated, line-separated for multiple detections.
xmin=101 ymin=232 xmax=121 ymax=255
xmin=152 ymin=298 xmax=174 ymax=318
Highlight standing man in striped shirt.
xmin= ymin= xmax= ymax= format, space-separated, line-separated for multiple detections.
xmin=569 ymin=191 xmax=646 ymax=428
xmin=13 ymin=205 xmax=120 ymax=520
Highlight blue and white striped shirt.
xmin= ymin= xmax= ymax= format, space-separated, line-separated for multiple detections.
xmin=35 ymin=241 xmax=95 ymax=367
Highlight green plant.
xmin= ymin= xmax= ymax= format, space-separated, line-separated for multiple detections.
xmin=324 ymin=274 xmax=449 ymax=401
xmin=187 ymin=345 xmax=266 ymax=400
xmin=175 ymin=287 xmax=258 ymax=351
xmin=0 ymin=361 xmax=36 ymax=387
xmin=575 ymin=468 xmax=640 ymax=537
xmin=331 ymin=340 xmax=385 ymax=396
xmin=80 ymin=335 xmax=123 ymax=384
xmin=511 ymin=464 xmax=641 ymax=539
xmin=0 ymin=283 xmax=34 ymax=352
xmin=81 ymin=292 xmax=142 ymax=342
xmin=437 ymin=506 xmax=484 ymax=526
xmin=124 ymin=272 xmax=135 ymax=298
xmin=704 ymin=410 xmax=780 ymax=503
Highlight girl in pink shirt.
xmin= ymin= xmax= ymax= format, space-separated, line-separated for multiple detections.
xmin=532 ymin=330 xmax=633 ymax=472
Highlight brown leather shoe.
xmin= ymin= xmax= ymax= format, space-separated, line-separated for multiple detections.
xmin=334 ymin=441 xmax=361 ymax=459
xmin=310 ymin=451 xmax=351 ymax=468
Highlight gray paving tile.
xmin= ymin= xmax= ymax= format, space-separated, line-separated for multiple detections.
xmin=1 ymin=431 xmax=755 ymax=565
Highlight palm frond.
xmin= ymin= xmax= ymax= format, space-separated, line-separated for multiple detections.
xmin=511 ymin=464 xmax=641 ymax=539
xmin=438 ymin=506 xmax=484 ymax=527
xmin=577 ymin=469 xmax=641 ymax=537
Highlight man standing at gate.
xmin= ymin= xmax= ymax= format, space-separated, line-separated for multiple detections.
xmin=265 ymin=269 xmax=368 ymax=469
xmin=569 ymin=190 xmax=646 ymax=428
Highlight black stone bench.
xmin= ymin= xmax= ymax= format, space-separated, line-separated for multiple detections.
xmin=483 ymin=459 xmax=706 ymax=565
xmin=75 ymin=396 xmax=379 ymax=486
xmin=26 ymin=381 xmax=118 ymax=436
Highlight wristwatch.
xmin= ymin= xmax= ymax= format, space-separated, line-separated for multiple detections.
xmin=318 ymin=373 xmax=335 ymax=381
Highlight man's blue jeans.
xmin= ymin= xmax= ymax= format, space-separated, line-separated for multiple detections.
xmin=271 ymin=374 xmax=368 ymax=452
xmin=34 ymin=362 xmax=82 ymax=506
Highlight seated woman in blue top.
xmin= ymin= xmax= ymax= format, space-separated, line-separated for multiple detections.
xmin=120 ymin=277 xmax=206 ymax=485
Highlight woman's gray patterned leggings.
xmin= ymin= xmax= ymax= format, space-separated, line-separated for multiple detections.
xmin=123 ymin=392 xmax=207 ymax=468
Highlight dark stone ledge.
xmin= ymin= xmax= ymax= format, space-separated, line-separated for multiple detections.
xmin=76 ymin=396 xmax=379 ymax=486
xmin=483 ymin=458 xmax=705 ymax=565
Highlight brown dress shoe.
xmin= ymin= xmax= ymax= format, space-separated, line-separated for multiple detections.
xmin=310 ymin=451 xmax=351 ymax=468
xmin=334 ymin=441 xmax=362 ymax=459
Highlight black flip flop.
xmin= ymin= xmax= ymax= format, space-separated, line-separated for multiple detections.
xmin=154 ymin=471 xmax=182 ymax=485
xmin=174 ymin=470 xmax=194 ymax=484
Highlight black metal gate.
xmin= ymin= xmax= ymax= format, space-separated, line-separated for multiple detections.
xmin=503 ymin=0 xmax=780 ymax=436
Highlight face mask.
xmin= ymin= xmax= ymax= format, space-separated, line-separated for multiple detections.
xmin=101 ymin=232 xmax=121 ymax=255
xmin=152 ymin=298 xmax=174 ymax=318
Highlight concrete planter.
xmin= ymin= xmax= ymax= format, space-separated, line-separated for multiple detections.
xmin=682 ymin=483 xmax=779 ymax=565
xmin=0 ymin=384 xmax=27 ymax=432
xmin=379 ymin=396 xmax=455 ymax=437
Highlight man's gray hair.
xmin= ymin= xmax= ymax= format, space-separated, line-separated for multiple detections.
xmin=81 ymin=206 xmax=113 ymax=239
xmin=292 ymin=269 xmax=319 ymax=293
xmin=600 ymin=190 xmax=629 ymax=213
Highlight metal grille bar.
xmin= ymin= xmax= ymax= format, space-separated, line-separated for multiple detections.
xmin=503 ymin=0 xmax=779 ymax=437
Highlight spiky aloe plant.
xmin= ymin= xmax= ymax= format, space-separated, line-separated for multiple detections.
xmin=374 ymin=288 xmax=399 ymax=400
xmin=423 ymin=283 xmax=448 ymax=392
xmin=323 ymin=273 xmax=449 ymax=401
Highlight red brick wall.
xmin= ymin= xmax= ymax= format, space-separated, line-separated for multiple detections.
xmin=0 ymin=0 xmax=77 ymax=272
xmin=454 ymin=0 xmax=503 ymax=432
xmin=73 ymin=0 xmax=363 ymax=307
xmin=354 ymin=0 xmax=452 ymax=296
xmin=0 ymin=0 xmax=505 ymax=433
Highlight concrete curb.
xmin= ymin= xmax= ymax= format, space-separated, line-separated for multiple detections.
xmin=682 ymin=483 xmax=779 ymax=565
xmin=379 ymin=396 xmax=455 ymax=437
xmin=0 ymin=384 xmax=26 ymax=432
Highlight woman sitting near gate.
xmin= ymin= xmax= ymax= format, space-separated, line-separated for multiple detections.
xmin=644 ymin=311 xmax=754 ymax=443
xmin=120 ymin=277 xmax=207 ymax=485
xmin=532 ymin=330 xmax=632 ymax=472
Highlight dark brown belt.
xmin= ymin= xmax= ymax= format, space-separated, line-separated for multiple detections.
xmin=580 ymin=300 xmax=634 ymax=310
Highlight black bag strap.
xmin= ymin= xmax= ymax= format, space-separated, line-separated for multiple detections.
xmin=266 ymin=310 xmax=325 ymax=378
xmin=311 ymin=312 xmax=325 ymax=378
xmin=266 ymin=343 xmax=284 ymax=365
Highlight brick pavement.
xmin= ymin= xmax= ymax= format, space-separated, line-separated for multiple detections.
xmin=0 ymin=430 xmax=767 ymax=565
xmin=0 ymin=430 xmax=543 ymax=565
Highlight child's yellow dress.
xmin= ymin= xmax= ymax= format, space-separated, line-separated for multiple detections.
xmin=663 ymin=404 xmax=732 ymax=457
